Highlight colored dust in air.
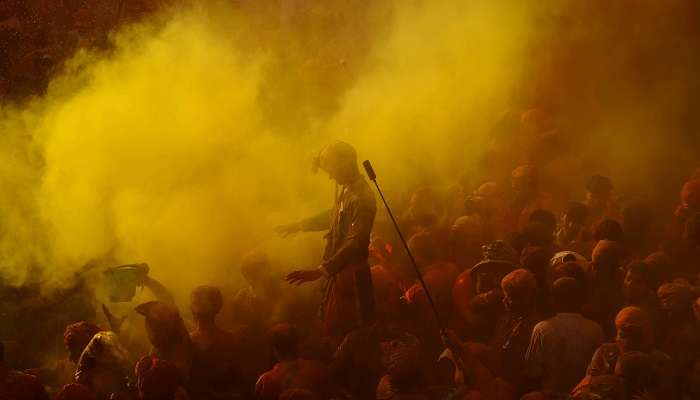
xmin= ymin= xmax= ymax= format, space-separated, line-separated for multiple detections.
xmin=0 ymin=0 xmax=699 ymax=309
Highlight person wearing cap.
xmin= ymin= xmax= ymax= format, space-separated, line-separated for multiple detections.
xmin=451 ymin=241 xmax=518 ymax=338
xmin=277 ymin=141 xmax=377 ymax=341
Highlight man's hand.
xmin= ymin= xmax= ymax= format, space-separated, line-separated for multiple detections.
xmin=275 ymin=222 xmax=301 ymax=238
xmin=285 ymin=268 xmax=324 ymax=286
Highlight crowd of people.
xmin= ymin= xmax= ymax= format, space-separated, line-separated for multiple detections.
xmin=0 ymin=0 xmax=169 ymax=101
xmin=1 ymin=142 xmax=700 ymax=400
xmin=2 ymin=2 xmax=700 ymax=400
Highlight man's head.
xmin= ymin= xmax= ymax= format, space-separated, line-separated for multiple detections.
xmin=593 ymin=219 xmax=624 ymax=242
xmin=64 ymin=321 xmax=102 ymax=363
xmin=408 ymin=187 xmax=442 ymax=227
xmin=501 ymin=269 xmax=537 ymax=315
xmin=190 ymin=285 xmax=223 ymax=324
xmin=623 ymin=261 xmax=657 ymax=305
xmin=520 ymin=246 xmax=549 ymax=280
xmin=586 ymin=175 xmax=613 ymax=210
xmin=529 ymin=209 xmax=557 ymax=233
xmin=684 ymin=212 xmax=700 ymax=247
xmin=559 ymin=202 xmax=589 ymax=243
xmin=449 ymin=215 xmax=485 ymax=265
xmin=136 ymin=301 xmax=187 ymax=351
xmin=408 ymin=230 xmax=440 ymax=270
xmin=657 ymin=281 xmax=694 ymax=321
xmin=268 ymin=323 xmax=300 ymax=361
xmin=592 ymin=240 xmax=626 ymax=276
xmin=314 ymin=141 xmax=359 ymax=185
xmin=511 ymin=165 xmax=538 ymax=199
xmin=551 ymin=277 xmax=584 ymax=313
xmin=551 ymin=261 xmax=587 ymax=290
xmin=679 ymin=179 xmax=700 ymax=216
xmin=615 ymin=306 xmax=654 ymax=353
xmin=644 ymin=252 xmax=672 ymax=284
xmin=522 ymin=221 xmax=555 ymax=248
xmin=471 ymin=241 xmax=518 ymax=294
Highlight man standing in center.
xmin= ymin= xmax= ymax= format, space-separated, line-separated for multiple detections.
xmin=278 ymin=141 xmax=377 ymax=341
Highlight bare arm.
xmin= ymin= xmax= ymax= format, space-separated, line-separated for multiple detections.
xmin=300 ymin=209 xmax=333 ymax=232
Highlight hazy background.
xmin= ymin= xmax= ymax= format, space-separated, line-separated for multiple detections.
xmin=0 ymin=0 xmax=699 ymax=308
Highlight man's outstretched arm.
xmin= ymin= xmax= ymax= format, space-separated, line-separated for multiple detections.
xmin=276 ymin=209 xmax=332 ymax=237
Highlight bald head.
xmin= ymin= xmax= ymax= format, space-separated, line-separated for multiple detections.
xmin=501 ymin=269 xmax=537 ymax=313
xmin=592 ymin=240 xmax=625 ymax=273
xmin=615 ymin=306 xmax=654 ymax=352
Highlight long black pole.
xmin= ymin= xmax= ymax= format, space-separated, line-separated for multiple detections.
xmin=362 ymin=160 xmax=446 ymax=333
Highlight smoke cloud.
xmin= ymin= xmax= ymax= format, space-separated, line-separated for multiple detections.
xmin=0 ymin=0 xmax=699 ymax=308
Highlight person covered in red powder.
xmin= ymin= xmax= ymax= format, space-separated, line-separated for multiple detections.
xmin=0 ymin=341 xmax=49 ymax=400
xmin=188 ymin=285 xmax=241 ymax=400
xmin=254 ymin=324 xmax=329 ymax=400
xmin=574 ymin=306 xmax=676 ymax=399
xmin=585 ymin=175 xmax=621 ymax=226
xmin=134 ymin=356 xmax=187 ymax=400
xmin=505 ymin=165 xmax=553 ymax=232
xmin=54 ymin=383 xmax=95 ymax=400
xmin=26 ymin=321 xmax=102 ymax=393
xmin=135 ymin=301 xmax=194 ymax=384
xmin=277 ymin=141 xmax=377 ymax=342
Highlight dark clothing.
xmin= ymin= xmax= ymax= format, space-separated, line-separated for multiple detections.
xmin=329 ymin=325 xmax=419 ymax=399
xmin=490 ymin=312 xmax=540 ymax=388
xmin=585 ymin=343 xmax=676 ymax=398
xmin=190 ymin=328 xmax=241 ymax=399
xmin=300 ymin=177 xmax=377 ymax=338
xmin=0 ymin=367 xmax=50 ymax=400
xmin=254 ymin=359 xmax=329 ymax=400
